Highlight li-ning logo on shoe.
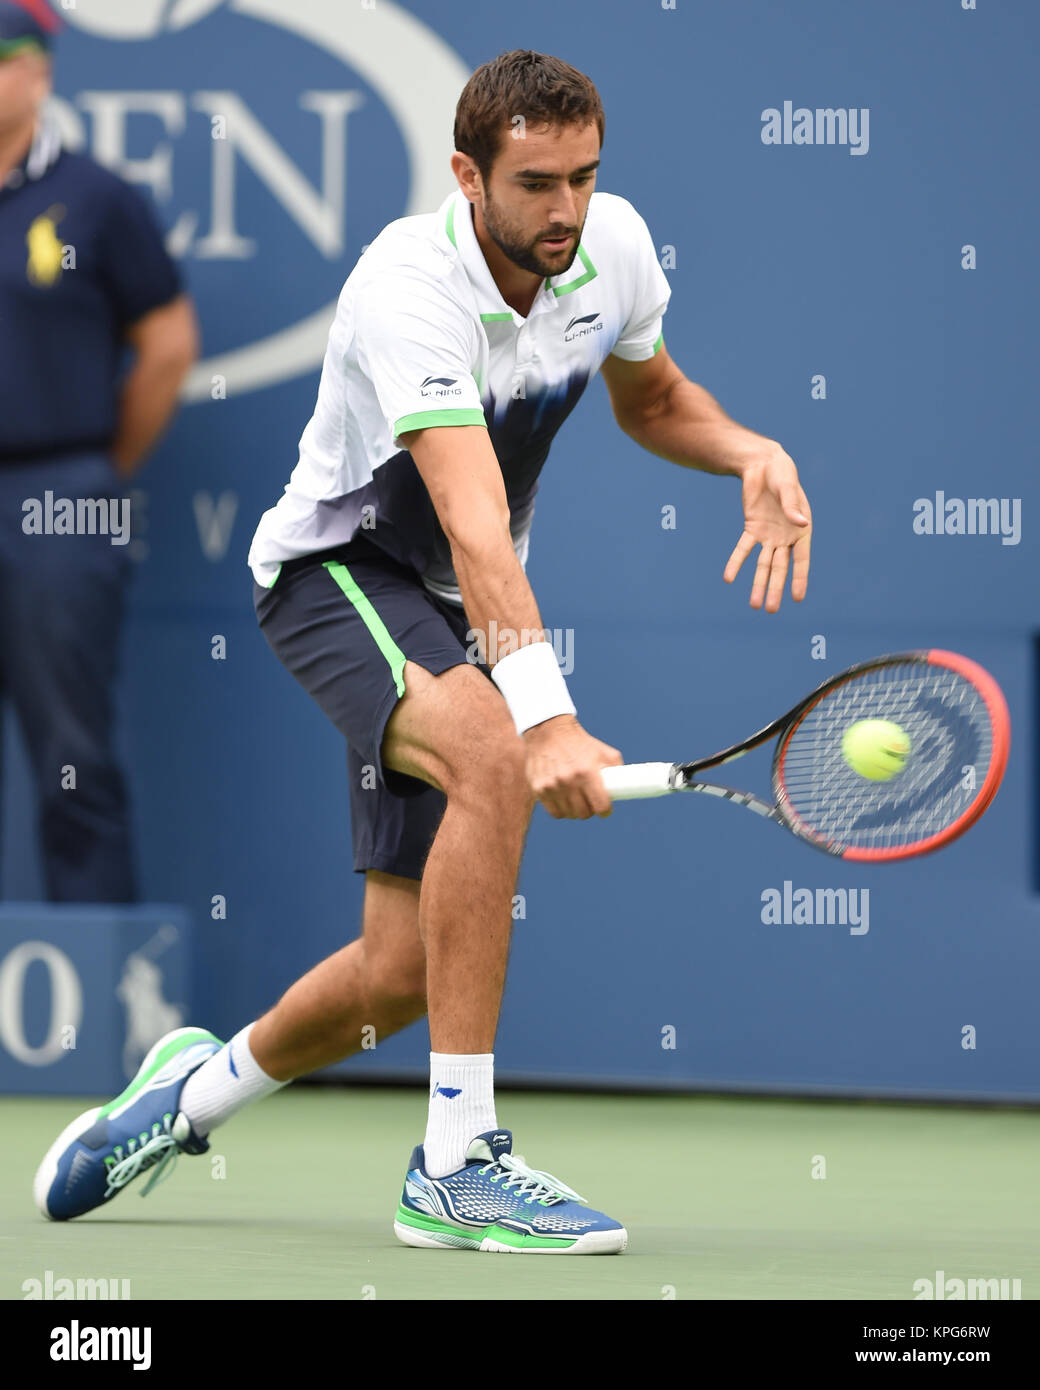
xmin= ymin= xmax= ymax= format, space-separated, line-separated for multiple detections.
xmin=493 ymin=1134 xmax=509 ymax=1145
xmin=433 ymin=1084 xmax=462 ymax=1099
xmin=564 ymin=312 xmax=601 ymax=341
xmin=420 ymin=375 xmax=462 ymax=397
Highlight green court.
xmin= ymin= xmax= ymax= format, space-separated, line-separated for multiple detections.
xmin=3 ymin=1088 xmax=1036 ymax=1301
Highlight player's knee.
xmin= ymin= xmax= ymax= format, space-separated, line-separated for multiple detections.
xmin=442 ymin=720 xmax=528 ymax=807
xmin=448 ymin=752 xmax=530 ymax=818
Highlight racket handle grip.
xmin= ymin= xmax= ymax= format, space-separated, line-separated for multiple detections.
xmin=601 ymin=762 xmax=676 ymax=800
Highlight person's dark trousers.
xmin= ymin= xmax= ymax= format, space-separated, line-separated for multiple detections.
xmin=0 ymin=452 xmax=137 ymax=902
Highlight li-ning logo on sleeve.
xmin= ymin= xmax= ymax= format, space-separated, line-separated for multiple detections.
xmin=420 ymin=375 xmax=462 ymax=397
xmin=564 ymin=312 xmax=601 ymax=342
xmin=433 ymin=1084 xmax=462 ymax=1099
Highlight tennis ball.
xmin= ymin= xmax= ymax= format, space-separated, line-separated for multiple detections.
xmin=841 ymin=719 xmax=911 ymax=781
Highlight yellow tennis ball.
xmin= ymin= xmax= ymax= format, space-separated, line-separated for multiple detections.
xmin=841 ymin=719 xmax=911 ymax=781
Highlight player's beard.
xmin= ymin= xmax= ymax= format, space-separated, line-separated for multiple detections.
xmin=482 ymin=189 xmax=583 ymax=278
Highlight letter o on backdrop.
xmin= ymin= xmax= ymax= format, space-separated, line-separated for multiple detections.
xmin=0 ymin=942 xmax=84 ymax=1065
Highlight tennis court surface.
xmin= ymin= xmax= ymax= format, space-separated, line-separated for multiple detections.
xmin=3 ymin=1088 xmax=1036 ymax=1301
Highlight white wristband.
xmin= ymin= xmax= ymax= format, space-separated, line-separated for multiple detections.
xmin=490 ymin=640 xmax=576 ymax=735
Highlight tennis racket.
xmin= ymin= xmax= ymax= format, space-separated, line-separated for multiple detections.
xmin=600 ymin=650 xmax=1010 ymax=862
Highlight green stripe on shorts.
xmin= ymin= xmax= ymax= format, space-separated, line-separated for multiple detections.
xmin=323 ymin=561 xmax=407 ymax=698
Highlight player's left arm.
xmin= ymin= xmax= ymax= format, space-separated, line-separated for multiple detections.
xmin=600 ymin=346 xmax=811 ymax=613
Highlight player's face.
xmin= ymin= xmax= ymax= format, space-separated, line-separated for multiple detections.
xmin=0 ymin=50 xmax=50 ymax=134
xmin=481 ymin=120 xmax=600 ymax=279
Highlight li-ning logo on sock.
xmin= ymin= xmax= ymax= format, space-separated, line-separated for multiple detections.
xmin=433 ymin=1084 xmax=461 ymax=1099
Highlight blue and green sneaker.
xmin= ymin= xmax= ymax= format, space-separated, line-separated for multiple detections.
xmin=394 ymin=1129 xmax=628 ymax=1254
xmin=33 ymin=1027 xmax=222 ymax=1221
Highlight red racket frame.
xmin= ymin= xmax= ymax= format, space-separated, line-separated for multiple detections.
xmin=771 ymin=650 xmax=1010 ymax=862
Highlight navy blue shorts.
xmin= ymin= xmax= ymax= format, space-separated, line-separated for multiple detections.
xmin=253 ymin=536 xmax=486 ymax=880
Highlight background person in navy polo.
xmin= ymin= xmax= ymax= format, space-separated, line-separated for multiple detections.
xmin=0 ymin=0 xmax=198 ymax=901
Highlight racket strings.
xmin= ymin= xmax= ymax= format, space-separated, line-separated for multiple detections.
xmin=776 ymin=662 xmax=993 ymax=851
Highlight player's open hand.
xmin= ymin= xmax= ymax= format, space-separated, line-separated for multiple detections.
xmin=723 ymin=449 xmax=812 ymax=612
xmin=523 ymin=715 xmax=623 ymax=820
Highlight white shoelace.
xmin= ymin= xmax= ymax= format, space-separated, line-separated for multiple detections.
xmin=477 ymin=1151 xmax=586 ymax=1205
xmin=104 ymin=1133 xmax=180 ymax=1199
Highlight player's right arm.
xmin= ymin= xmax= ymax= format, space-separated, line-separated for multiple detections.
xmin=401 ymin=423 xmax=622 ymax=819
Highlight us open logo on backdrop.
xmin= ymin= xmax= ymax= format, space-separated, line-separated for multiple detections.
xmin=51 ymin=0 xmax=470 ymax=397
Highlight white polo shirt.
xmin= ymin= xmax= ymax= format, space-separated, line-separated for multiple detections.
xmin=247 ymin=185 xmax=671 ymax=600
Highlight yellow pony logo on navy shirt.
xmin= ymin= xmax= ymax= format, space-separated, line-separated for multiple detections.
xmin=26 ymin=204 xmax=67 ymax=287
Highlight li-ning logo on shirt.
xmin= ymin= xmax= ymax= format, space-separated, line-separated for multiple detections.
xmin=564 ymin=312 xmax=602 ymax=342
xmin=420 ymin=375 xmax=463 ymax=398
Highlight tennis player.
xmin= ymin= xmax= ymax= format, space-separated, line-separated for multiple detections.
xmin=36 ymin=51 xmax=811 ymax=1253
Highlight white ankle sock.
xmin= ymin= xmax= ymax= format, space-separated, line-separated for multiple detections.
xmin=179 ymin=1023 xmax=286 ymax=1137
xmin=423 ymin=1052 xmax=496 ymax=1178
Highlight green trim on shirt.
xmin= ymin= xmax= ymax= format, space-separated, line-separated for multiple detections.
xmin=653 ymin=332 xmax=664 ymax=354
xmin=549 ymin=243 xmax=598 ymax=297
xmin=393 ymin=408 xmax=488 ymax=436
xmin=445 ymin=201 xmax=457 ymax=248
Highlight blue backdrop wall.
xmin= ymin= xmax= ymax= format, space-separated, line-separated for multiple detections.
xmin=3 ymin=0 xmax=1038 ymax=1098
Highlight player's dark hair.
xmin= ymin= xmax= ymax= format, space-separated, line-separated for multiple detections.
xmin=454 ymin=50 xmax=605 ymax=185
